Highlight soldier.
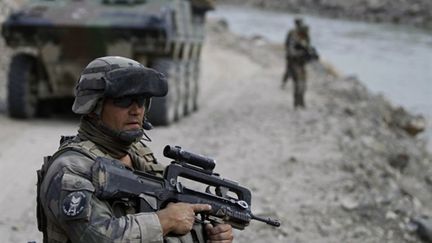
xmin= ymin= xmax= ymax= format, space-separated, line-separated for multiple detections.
xmin=281 ymin=18 xmax=316 ymax=108
xmin=37 ymin=56 xmax=234 ymax=243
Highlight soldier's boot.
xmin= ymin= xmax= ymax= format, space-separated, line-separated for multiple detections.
xmin=299 ymin=95 xmax=306 ymax=108
xmin=294 ymin=78 xmax=306 ymax=109
xmin=293 ymin=93 xmax=300 ymax=108
xmin=294 ymin=93 xmax=305 ymax=109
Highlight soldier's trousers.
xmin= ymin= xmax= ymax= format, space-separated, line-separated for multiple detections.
xmin=288 ymin=62 xmax=307 ymax=108
xmin=281 ymin=61 xmax=291 ymax=87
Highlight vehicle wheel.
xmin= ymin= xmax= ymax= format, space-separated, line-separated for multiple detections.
xmin=192 ymin=60 xmax=200 ymax=111
xmin=36 ymin=99 xmax=52 ymax=117
xmin=184 ymin=61 xmax=194 ymax=116
xmin=147 ymin=59 xmax=177 ymax=126
xmin=7 ymin=54 xmax=39 ymax=118
xmin=175 ymin=61 xmax=186 ymax=120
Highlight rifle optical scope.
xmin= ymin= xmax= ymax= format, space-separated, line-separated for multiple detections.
xmin=163 ymin=145 xmax=216 ymax=172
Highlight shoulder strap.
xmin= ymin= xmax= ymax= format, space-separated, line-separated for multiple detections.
xmin=132 ymin=142 xmax=165 ymax=175
xmin=36 ymin=137 xmax=100 ymax=242
xmin=36 ymin=156 xmax=49 ymax=243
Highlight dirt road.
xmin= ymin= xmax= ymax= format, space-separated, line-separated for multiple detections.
xmin=0 ymin=20 xmax=430 ymax=243
xmin=0 ymin=21 xmax=338 ymax=242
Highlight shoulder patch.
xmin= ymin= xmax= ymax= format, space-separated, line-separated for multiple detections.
xmin=62 ymin=191 xmax=88 ymax=217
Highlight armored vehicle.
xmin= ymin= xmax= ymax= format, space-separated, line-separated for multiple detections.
xmin=1 ymin=0 xmax=213 ymax=125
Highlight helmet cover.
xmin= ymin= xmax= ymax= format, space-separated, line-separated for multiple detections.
xmin=72 ymin=56 xmax=168 ymax=114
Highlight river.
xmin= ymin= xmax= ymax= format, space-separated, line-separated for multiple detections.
xmin=208 ymin=5 xmax=432 ymax=151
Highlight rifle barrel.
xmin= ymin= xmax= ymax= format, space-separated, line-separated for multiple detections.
xmin=251 ymin=214 xmax=281 ymax=227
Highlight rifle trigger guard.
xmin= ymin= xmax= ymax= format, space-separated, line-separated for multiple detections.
xmin=175 ymin=182 xmax=183 ymax=193
xmin=237 ymin=200 xmax=249 ymax=209
xmin=138 ymin=194 xmax=158 ymax=211
xmin=169 ymin=178 xmax=183 ymax=193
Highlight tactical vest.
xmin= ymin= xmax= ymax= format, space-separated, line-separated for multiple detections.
xmin=37 ymin=136 xmax=205 ymax=243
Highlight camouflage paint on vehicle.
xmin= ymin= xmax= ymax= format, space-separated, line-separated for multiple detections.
xmin=2 ymin=0 xmax=213 ymax=124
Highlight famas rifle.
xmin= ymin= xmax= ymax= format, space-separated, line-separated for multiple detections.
xmin=295 ymin=43 xmax=319 ymax=62
xmin=91 ymin=145 xmax=280 ymax=230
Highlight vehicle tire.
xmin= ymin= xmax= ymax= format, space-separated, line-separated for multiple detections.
xmin=192 ymin=60 xmax=200 ymax=111
xmin=7 ymin=54 xmax=39 ymax=118
xmin=147 ymin=59 xmax=177 ymax=126
xmin=175 ymin=61 xmax=186 ymax=120
xmin=183 ymin=61 xmax=194 ymax=116
xmin=36 ymin=99 xmax=52 ymax=118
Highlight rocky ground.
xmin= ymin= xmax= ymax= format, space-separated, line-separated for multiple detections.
xmin=219 ymin=0 xmax=432 ymax=29
xmin=1 ymin=2 xmax=432 ymax=243
xmin=206 ymin=21 xmax=432 ymax=242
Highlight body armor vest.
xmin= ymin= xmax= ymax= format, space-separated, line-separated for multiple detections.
xmin=37 ymin=136 xmax=205 ymax=243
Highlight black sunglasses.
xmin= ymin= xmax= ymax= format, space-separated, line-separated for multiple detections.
xmin=112 ymin=96 xmax=150 ymax=109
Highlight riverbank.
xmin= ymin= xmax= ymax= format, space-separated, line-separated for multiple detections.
xmin=218 ymin=0 xmax=432 ymax=29
xmin=207 ymin=20 xmax=432 ymax=242
xmin=209 ymin=4 xmax=432 ymax=155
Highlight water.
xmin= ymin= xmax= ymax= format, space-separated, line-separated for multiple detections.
xmin=209 ymin=5 xmax=432 ymax=151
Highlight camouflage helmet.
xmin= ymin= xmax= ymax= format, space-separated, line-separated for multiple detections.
xmin=294 ymin=17 xmax=308 ymax=33
xmin=72 ymin=56 xmax=168 ymax=114
xmin=294 ymin=18 xmax=303 ymax=27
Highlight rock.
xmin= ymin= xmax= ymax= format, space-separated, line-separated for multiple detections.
xmin=403 ymin=233 xmax=417 ymax=242
xmin=425 ymin=174 xmax=432 ymax=186
xmin=343 ymin=107 xmax=355 ymax=116
xmin=340 ymin=196 xmax=359 ymax=211
xmin=411 ymin=216 xmax=432 ymax=242
xmin=351 ymin=226 xmax=371 ymax=238
xmin=404 ymin=115 xmax=426 ymax=136
xmin=315 ymin=221 xmax=330 ymax=237
xmin=250 ymin=35 xmax=269 ymax=46
xmin=386 ymin=210 xmax=398 ymax=220
xmin=398 ymin=177 xmax=432 ymax=208
xmin=288 ymin=156 xmax=298 ymax=163
xmin=210 ymin=18 xmax=229 ymax=33
xmin=389 ymin=107 xmax=426 ymax=136
xmin=388 ymin=153 xmax=409 ymax=170
xmin=406 ymin=220 xmax=419 ymax=233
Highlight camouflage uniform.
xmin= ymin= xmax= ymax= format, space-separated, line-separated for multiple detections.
xmin=282 ymin=19 xmax=311 ymax=108
xmin=39 ymin=136 xmax=205 ymax=243
xmin=37 ymin=56 xmax=206 ymax=243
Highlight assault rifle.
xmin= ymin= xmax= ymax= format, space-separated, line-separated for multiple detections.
xmin=91 ymin=145 xmax=280 ymax=230
xmin=295 ymin=43 xmax=319 ymax=62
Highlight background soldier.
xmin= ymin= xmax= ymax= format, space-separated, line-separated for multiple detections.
xmin=282 ymin=18 xmax=318 ymax=108
xmin=37 ymin=56 xmax=234 ymax=243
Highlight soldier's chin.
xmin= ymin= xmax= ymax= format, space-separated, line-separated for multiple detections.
xmin=118 ymin=129 xmax=144 ymax=143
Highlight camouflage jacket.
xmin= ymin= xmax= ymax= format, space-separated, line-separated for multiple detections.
xmin=285 ymin=29 xmax=311 ymax=60
xmin=39 ymin=138 xmax=205 ymax=243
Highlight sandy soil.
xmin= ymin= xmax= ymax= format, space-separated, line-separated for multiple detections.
xmin=0 ymin=17 xmax=431 ymax=243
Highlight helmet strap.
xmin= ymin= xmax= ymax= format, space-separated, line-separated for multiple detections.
xmin=98 ymin=121 xmax=144 ymax=144
xmin=94 ymin=99 xmax=104 ymax=116
xmin=141 ymin=130 xmax=152 ymax=142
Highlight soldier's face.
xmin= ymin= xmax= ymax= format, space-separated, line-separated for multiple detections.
xmin=101 ymin=97 xmax=145 ymax=132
